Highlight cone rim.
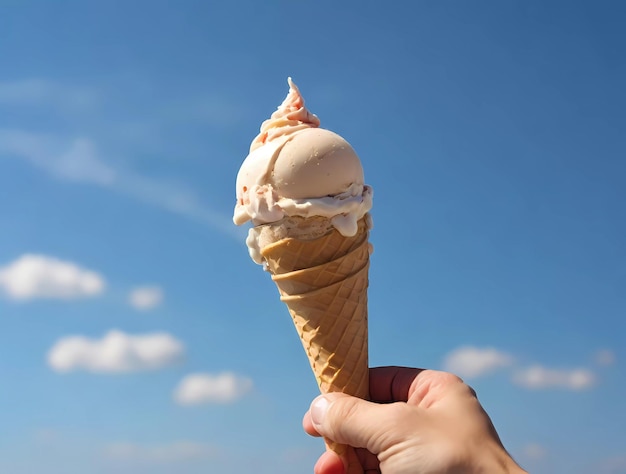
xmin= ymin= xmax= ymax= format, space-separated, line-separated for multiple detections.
xmin=260 ymin=228 xmax=335 ymax=256
xmin=271 ymin=238 xmax=370 ymax=282
xmin=279 ymin=262 xmax=369 ymax=302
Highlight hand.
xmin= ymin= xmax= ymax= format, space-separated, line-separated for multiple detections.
xmin=303 ymin=367 xmax=527 ymax=474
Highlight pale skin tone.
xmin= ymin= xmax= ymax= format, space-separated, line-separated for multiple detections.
xmin=302 ymin=367 xmax=528 ymax=474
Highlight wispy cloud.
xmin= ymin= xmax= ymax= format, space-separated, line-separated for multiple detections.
xmin=593 ymin=349 xmax=616 ymax=367
xmin=0 ymin=129 xmax=115 ymax=185
xmin=521 ymin=443 xmax=548 ymax=460
xmin=33 ymin=428 xmax=62 ymax=446
xmin=114 ymin=169 xmax=235 ymax=234
xmin=442 ymin=346 xmax=514 ymax=378
xmin=174 ymin=372 xmax=253 ymax=405
xmin=442 ymin=345 xmax=601 ymax=392
xmin=512 ymin=365 xmax=595 ymax=390
xmin=158 ymin=94 xmax=247 ymax=126
xmin=0 ymin=254 xmax=105 ymax=301
xmin=129 ymin=286 xmax=164 ymax=311
xmin=48 ymin=330 xmax=185 ymax=373
xmin=596 ymin=455 xmax=626 ymax=474
xmin=0 ymin=128 xmax=237 ymax=236
xmin=103 ymin=441 xmax=218 ymax=463
xmin=0 ymin=79 xmax=98 ymax=109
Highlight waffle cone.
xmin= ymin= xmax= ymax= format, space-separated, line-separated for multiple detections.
xmin=260 ymin=217 xmax=369 ymax=274
xmin=271 ymin=238 xmax=370 ymax=296
xmin=258 ymin=218 xmax=371 ymax=459
xmin=260 ymin=218 xmax=370 ymax=458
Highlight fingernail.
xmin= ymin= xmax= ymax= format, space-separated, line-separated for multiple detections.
xmin=311 ymin=395 xmax=330 ymax=426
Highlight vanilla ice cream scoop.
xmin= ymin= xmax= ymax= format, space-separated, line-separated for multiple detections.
xmin=233 ymin=78 xmax=372 ymax=239
xmin=267 ymin=127 xmax=364 ymax=199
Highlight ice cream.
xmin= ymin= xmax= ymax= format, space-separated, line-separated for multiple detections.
xmin=233 ymin=78 xmax=373 ymax=265
xmin=233 ymin=78 xmax=373 ymax=457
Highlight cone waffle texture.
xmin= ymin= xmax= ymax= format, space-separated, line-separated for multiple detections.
xmin=260 ymin=217 xmax=371 ymax=400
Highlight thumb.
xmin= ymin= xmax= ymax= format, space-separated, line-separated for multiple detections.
xmin=309 ymin=393 xmax=403 ymax=454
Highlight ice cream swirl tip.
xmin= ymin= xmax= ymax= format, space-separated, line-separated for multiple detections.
xmin=249 ymin=77 xmax=320 ymax=152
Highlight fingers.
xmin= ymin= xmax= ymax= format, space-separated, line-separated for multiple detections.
xmin=304 ymin=367 xmax=428 ymax=447
xmin=369 ymin=366 xmax=424 ymax=403
xmin=306 ymin=367 xmax=467 ymax=436
xmin=305 ymin=366 xmax=424 ymax=435
xmin=308 ymin=392 xmax=405 ymax=454
xmin=303 ymin=409 xmax=321 ymax=437
xmin=314 ymin=450 xmax=346 ymax=474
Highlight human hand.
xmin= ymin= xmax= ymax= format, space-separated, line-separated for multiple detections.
xmin=302 ymin=366 xmax=527 ymax=474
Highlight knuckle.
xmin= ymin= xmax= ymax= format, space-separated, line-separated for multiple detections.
xmin=323 ymin=396 xmax=361 ymax=441
xmin=368 ymin=403 xmax=410 ymax=453
xmin=465 ymin=384 xmax=478 ymax=399
xmin=384 ymin=401 xmax=409 ymax=425
xmin=330 ymin=396 xmax=360 ymax=425
xmin=439 ymin=372 xmax=465 ymax=386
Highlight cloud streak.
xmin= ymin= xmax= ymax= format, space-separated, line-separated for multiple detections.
xmin=0 ymin=128 xmax=237 ymax=236
xmin=521 ymin=443 xmax=548 ymax=460
xmin=0 ymin=79 xmax=98 ymax=110
xmin=593 ymin=349 xmax=616 ymax=367
xmin=0 ymin=129 xmax=115 ymax=185
xmin=597 ymin=455 xmax=626 ymax=474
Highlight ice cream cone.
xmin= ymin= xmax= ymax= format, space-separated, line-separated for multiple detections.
xmin=259 ymin=217 xmax=371 ymax=456
xmin=234 ymin=78 xmax=373 ymax=463
xmin=279 ymin=263 xmax=369 ymax=397
xmin=259 ymin=217 xmax=370 ymax=396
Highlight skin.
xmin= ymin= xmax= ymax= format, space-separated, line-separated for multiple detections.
xmin=302 ymin=367 xmax=528 ymax=474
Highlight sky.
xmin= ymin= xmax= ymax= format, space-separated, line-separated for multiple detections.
xmin=0 ymin=1 xmax=624 ymax=473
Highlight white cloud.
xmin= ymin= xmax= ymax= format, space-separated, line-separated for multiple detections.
xmin=512 ymin=365 xmax=595 ymax=390
xmin=594 ymin=349 xmax=616 ymax=367
xmin=0 ymin=254 xmax=105 ymax=301
xmin=103 ymin=441 xmax=217 ymax=463
xmin=174 ymin=372 xmax=253 ymax=405
xmin=47 ymin=330 xmax=185 ymax=373
xmin=442 ymin=346 xmax=514 ymax=378
xmin=129 ymin=286 xmax=164 ymax=310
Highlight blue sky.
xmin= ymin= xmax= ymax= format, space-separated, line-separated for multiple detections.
xmin=0 ymin=1 xmax=624 ymax=473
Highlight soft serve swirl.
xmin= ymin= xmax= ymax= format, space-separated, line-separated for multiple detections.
xmin=249 ymin=77 xmax=321 ymax=152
